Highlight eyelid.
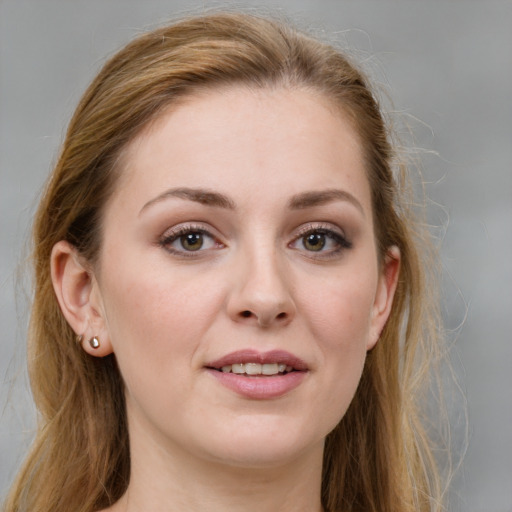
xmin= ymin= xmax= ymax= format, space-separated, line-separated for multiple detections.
xmin=295 ymin=222 xmax=343 ymax=237
xmin=290 ymin=222 xmax=352 ymax=256
xmin=294 ymin=222 xmax=348 ymax=241
xmin=160 ymin=222 xmax=213 ymax=240
xmin=158 ymin=222 xmax=224 ymax=256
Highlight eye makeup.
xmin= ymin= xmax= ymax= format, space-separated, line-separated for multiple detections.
xmin=158 ymin=223 xmax=224 ymax=257
xmin=290 ymin=223 xmax=352 ymax=260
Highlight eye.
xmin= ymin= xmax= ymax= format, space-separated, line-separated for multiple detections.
xmin=302 ymin=232 xmax=328 ymax=252
xmin=177 ymin=232 xmax=206 ymax=251
xmin=159 ymin=225 xmax=221 ymax=255
xmin=290 ymin=225 xmax=352 ymax=257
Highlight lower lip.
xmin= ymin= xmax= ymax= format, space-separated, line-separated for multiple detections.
xmin=206 ymin=369 xmax=307 ymax=399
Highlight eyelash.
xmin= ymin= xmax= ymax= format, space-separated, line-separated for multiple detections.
xmin=290 ymin=224 xmax=352 ymax=258
xmin=158 ymin=224 xmax=222 ymax=257
xmin=158 ymin=223 xmax=352 ymax=258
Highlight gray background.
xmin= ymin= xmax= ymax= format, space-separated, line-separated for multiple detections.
xmin=1 ymin=1 xmax=511 ymax=510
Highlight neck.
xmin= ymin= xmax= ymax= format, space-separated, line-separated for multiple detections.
xmin=109 ymin=425 xmax=325 ymax=512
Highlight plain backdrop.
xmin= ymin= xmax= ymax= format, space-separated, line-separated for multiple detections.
xmin=1 ymin=1 xmax=511 ymax=511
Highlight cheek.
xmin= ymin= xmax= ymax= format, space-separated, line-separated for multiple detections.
xmin=300 ymin=270 xmax=377 ymax=350
xmin=295 ymin=267 xmax=378 ymax=421
xmin=98 ymin=260 xmax=222 ymax=388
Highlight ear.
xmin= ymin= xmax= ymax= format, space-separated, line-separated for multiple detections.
xmin=367 ymin=245 xmax=401 ymax=351
xmin=51 ymin=240 xmax=113 ymax=357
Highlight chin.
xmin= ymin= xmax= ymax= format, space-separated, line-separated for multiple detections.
xmin=193 ymin=414 xmax=327 ymax=469
xmin=207 ymin=441 xmax=318 ymax=470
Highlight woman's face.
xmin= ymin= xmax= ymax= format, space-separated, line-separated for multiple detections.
xmin=91 ymin=87 xmax=398 ymax=468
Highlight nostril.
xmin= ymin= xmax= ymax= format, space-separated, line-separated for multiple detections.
xmin=237 ymin=310 xmax=290 ymax=323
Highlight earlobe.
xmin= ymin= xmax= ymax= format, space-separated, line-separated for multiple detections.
xmin=51 ymin=241 xmax=113 ymax=357
xmin=367 ymin=245 xmax=401 ymax=351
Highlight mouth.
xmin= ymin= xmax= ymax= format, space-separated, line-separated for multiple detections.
xmin=205 ymin=349 xmax=308 ymax=375
xmin=209 ymin=362 xmax=296 ymax=376
xmin=204 ymin=349 xmax=308 ymax=398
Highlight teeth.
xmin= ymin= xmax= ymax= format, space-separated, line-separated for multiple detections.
xmin=232 ymin=364 xmax=245 ymax=374
xmin=218 ymin=363 xmax=293 ymax=375
xmin=245 ymin=363 xmax=262 ymax=375
xmin=262 ymin=363 xmax=279 ymax=375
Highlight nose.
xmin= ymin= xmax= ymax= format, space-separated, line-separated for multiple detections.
xmin=226 ymin=245 xmax=296 ymax=328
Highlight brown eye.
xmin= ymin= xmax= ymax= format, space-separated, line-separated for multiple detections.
xmin=289 ymin=226 xmax=352 ymax=258
xmin=180 ymin=232 xmax=204 ymax=251
xmin=302 ymin=232 xmax=326 ymax=251
xmin=160 ymin=226 xmax=219 ymax=255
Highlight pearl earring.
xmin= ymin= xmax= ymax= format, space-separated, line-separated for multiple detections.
xmin=88 ymin=336 xmax=100 ymax=349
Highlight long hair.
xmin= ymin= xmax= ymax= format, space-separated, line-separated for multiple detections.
xmin=4 ymin=12 xmax=444 ymax=512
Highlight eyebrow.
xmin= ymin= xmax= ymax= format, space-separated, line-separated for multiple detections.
xmin=288 ymin=189 xmax=365 ymax=217
xmin=140 ymin=187 xmax=236 ymax=215
xmin=140 ymin=186 xmax=364 ymax=217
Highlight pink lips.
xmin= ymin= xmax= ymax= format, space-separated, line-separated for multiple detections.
xmin=205 ymin=349 xmax=308 ymax=400
xmin=206 ymin=349 xmax=308 ymax=371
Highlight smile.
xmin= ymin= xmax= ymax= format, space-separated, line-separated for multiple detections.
xmin=217 ymin=363 xmax=294 ymax=375
xmin=205 ymin=350 xmax=308 ymax=399
xmin=206 ymin=349 xmax=308 ymax=373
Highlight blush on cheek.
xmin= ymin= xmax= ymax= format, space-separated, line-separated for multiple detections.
xmin=307 ymin=287 xmax=374 ymax=341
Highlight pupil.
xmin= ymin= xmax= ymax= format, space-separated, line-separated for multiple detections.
xmin=304 ymin=233 xmax=325 ymax=251
xmin=182 ymin=232 xmax=203 ymax=251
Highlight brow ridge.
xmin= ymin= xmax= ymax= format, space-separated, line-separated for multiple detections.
xmin=288 ymin=189 xmax=365 ymax=216
xmin=140 ymin=186 xmax=364 ymax=217
xmin=140 ymin=187 xmax=236 ymax=214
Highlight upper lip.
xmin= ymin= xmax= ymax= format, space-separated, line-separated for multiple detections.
xmin=206 ymin=349 xmax=308 ymax=371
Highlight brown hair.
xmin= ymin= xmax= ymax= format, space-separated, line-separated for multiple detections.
xmin=4 ymin=12 xmax=444 ymax=512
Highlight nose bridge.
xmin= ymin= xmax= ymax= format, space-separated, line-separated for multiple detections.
xmin=228 ymin=232 xmax=295 ymax=326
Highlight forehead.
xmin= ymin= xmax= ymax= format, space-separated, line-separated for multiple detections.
xmin=111 ymin=86 xmax=371 ymax=214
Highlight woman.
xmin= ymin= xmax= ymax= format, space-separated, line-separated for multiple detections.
xmin=4 ymin=12 xmax=444 ymax=512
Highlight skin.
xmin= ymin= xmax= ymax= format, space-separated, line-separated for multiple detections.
xmin=51 ymin=86 xmax=399 ymax=512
